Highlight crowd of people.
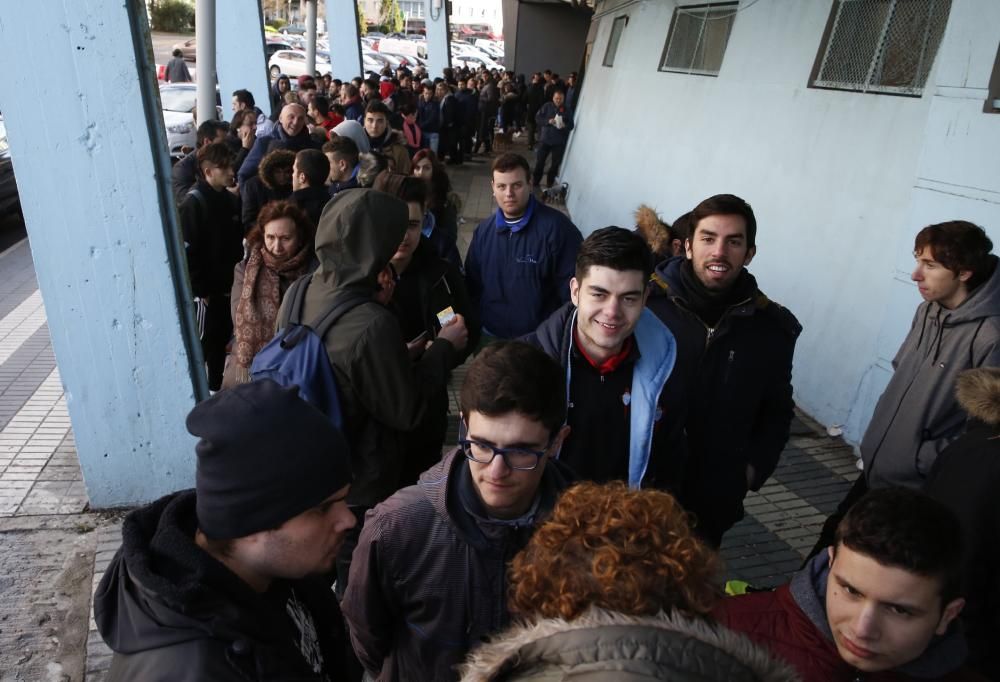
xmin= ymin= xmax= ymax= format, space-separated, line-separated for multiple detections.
xmin=93 ymin=59 xmax=1000 ymax=681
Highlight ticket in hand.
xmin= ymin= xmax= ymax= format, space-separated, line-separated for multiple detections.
xmin=436 ymin=306 xmax=456 ymax=327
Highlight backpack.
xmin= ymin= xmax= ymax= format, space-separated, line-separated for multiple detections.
xmin=250 ymin=275 xmax=367 ymax=430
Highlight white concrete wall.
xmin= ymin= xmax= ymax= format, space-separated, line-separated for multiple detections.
xmin=561 ymin=0 xmax=1000 ymax=446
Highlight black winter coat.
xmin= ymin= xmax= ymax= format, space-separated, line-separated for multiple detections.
xmin=171 ymin=151 xmax=199 ymax=204
xmin=94 ymin=491 xmax=349 ymax=681
xmin=178 ymin=180 xmax=243 ymax=298
xmin=341 ymin=450 xmax=572 ymax=682
xmin=925 ymin=370 xmax=1000 ymax=677
xmin=290 ymin=185 xmax=331 ymax=230
xmin=648 ymin=257 xmax=800 ymax=546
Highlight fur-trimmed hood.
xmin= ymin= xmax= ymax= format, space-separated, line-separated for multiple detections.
xmin=634 ymin=204 xmax=672 ymax=258
xmin=459 ymin=607 xmax=800 ymax=682
xmin=956 ymin=367 xmax=1000 ymax=426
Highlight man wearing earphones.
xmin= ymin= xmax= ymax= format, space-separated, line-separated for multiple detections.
xmin=341 ymin=341 xmax=573 ymax=682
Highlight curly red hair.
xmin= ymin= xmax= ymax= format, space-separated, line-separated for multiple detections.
xmin=508 ymin=482 xmax=721 ymax=620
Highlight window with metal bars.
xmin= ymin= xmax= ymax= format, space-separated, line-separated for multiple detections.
xmin=603 ymin=15 xmax=628 ymax=67
xmin=658 ymin=2 xmax=738 ymax=76
xmin=811 ymin=0 xmax=952 ymax=96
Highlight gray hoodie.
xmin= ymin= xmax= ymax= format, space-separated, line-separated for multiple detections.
xmin=862 ymin=257 xmax=1000 ymax=489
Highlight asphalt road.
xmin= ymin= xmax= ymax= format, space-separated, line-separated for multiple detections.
xmin=151 ymin=31 xmax=193 ymax=66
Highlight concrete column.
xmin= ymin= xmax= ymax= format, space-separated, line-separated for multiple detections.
xmin=305 ymin=0 xmax=318 ymax=79
xmin=325 ymin=0 xmax=362 ymax=81
xmin=425 ymin=0 xmax=452 ymax=79
xmin=196 ymin=0 xmax=218 ymax=121
xmin=0 ymin=0 xmax=205 ymax=506
xmin=217 ymin=0 xmax=271 ymax=120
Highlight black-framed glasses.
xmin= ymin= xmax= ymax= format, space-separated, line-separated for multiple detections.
xmin=459 ymin=439 xmax=551 ymax=471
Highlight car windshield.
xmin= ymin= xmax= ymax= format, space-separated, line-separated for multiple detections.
xmin=160 ymin=88 xmax=195 ymax=113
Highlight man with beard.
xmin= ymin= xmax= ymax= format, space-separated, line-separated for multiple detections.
xmin=363 ymin=101 xmax=411 ymax=174
xmin=94 ymin=380 xmax=356 ymax=680
xmin=648 ymin=194 xmax=801 ymax=547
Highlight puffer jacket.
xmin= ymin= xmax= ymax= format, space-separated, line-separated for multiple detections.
xmin=715 ymin=552 xmax=979 ymax=681
xmin=367 ymin=128 xmax=412 ymax=174
xmin=861 ymin=256 xmax=1000 ymax=489
xmin=341 ymin=449 xmax=573 ymax=681
xmin=93 ymin=491 xmax=348 ymax=681
xmin=458 ymin=607 xmax=799 ymax=682
xmin=925 ymin=368 xmax=1000 ymax=677
xmin=277 ymin=189 xmax=456 ymax=507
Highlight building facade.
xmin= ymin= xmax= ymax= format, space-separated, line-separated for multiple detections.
xmin=561 ymin=0 xmax=1000 ymax=447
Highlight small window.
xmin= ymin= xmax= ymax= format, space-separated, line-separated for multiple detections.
xmin=659 ymin=2 xmax=738 ymax=76
xmin=811 ymin=0 xmax=952 ymax=96
xmin=603 ymin=15 xmax=628 ymax=68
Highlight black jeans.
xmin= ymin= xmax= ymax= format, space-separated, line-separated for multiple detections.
xmin=532 ymin=143 xmax=566 ymax=187
xmin=474 ymin=112 xmax=495 ymax=153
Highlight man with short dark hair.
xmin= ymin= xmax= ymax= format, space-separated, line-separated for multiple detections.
xmin=716 ymin=487 xmax=977 ymax=681
xmin=298 ymin=80 xmax=318 ymax=108
xmin=290 ymin=149 xmax=331 ymax=227
xmin=164 ymin=48 xmax=191 ymax=83
xmin=526 ymin=227 xmax=687 ymax=492
xmin=171 ymin=120 xmax=230 ymax=203
xmin=95 ymin=380 xmax=356 ymax=680
xmin=341 ymin=341 xmax=573 ymax=681
xmin=416 ymin=83 xmax=441 ymax=154
xmin=238 ymin=103 xmax=321 ymax=185
xmin=231 ymin=88 xmax=274 ymax=138
xmin=648 ymin=194 xmax=801 ymax=547
xmin=465 ymin=153 xmax=583 ymax=340
xmin=363 ymin=100 xmax=411 ymax=173
xmin=454 ymin=76 xmax=479 ymax=158
xmin=342 ymin=83 xmax=365 ymax=121
xmin=524 ymin=72 xmax=546 ymax=151
xmin=179 ymin=142 xmax=243 ymax=391
xmin=323 ymin=137 xmax=361 ymax=196
xmin=472 ymin=72 xmax=499 ymax=155
xmin=532 ymin=89 xmax=574 ymax=189
xmin=565 ymin=71 xmax=579 ymax=111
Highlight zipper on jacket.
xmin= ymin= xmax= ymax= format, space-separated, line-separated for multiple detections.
xmin=723 ymin=350 xmax=735 ymax=384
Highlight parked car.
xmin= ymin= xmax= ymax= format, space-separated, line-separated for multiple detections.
xmin=265 ymin=41 xmax=294 ymax=60
xmin=279 ymin=24 xmax=307 ymax=35
xmin=171 ymin=37 xmax=197 ymax=61
xmin=268 ymin=50 xmax=331 ymax=78
xmin=0 ymin=114 xmax=20 ymax=219
xmin=377 ymin=37 xmax=426 ymax=60
xmin=159 ymin=83 xmax=221 ymax=159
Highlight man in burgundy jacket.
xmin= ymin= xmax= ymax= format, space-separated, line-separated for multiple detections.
xmin=715 ymin=488 xmax=984 ymax=681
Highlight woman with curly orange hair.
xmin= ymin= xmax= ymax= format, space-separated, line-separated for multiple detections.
xmin=459 ymin=482 xmax=797 ymax=682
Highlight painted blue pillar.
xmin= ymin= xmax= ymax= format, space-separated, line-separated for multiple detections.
xmin=326 ymin=0 xmax=362 ymax=81
xmin=218 ymin=0 xmax=271 ymax=119
xmin=0 ymin=0 xmax=205 ymax=507
xmin=425 ymin=0 xmax=452 ymax=79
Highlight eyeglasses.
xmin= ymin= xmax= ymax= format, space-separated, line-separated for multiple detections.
xmin=459 ymin=439 xmax=551 ymax=471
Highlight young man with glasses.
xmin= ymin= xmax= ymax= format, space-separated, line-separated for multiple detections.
xmin=341 ymin=341 xmax=573 ymax=682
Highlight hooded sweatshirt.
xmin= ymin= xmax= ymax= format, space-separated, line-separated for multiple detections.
xmin=861 ymin=257 xmax=1000 ymax=489
xmin=93 ymin=491 xmax=347 ymax=681
xmin=277 ymin=189 xmax=456 ymax=507
xmin=714 ymin=552 xmax=976 ymax=681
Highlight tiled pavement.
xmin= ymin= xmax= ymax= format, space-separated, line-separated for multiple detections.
xmin=0 ymin=139 xmax=860 ymax=679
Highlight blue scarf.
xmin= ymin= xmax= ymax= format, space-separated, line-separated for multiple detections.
xmin=495 ymin=194 xmax=537 ymax=233
xmin=421 ymin=210 xmax=436 ymax=238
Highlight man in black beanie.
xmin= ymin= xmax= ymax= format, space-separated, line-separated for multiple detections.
xmin=94 ymin=380 xmax=355 ymax=681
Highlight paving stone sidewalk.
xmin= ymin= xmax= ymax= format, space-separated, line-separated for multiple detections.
xmin=0 ymin=139 xmax=860 ymax=681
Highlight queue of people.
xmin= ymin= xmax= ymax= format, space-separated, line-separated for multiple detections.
xmin=98 ymin=61 xmax=1000 ymax=682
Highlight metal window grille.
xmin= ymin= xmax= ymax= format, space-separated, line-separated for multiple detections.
xmin=659 ymin=3 xmax=738 ymax=76
xmin=603 ymin=15 xmax=628 ymax=67
xmin=813 ymin=0 xmax=952 ymax=96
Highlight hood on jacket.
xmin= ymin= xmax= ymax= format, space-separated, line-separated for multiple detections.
xmin=312 ymin=188 xmax=407 ymax=295
xmin=935 ymin=254 xmax=1000 ymax=325
xmin=258 ymin=148 xmax=296 ymax=191
xmin=955 ymin=366 xmax=1000 ymax=426
xmin=332 ymin=119 xmax=371 ymax=154
xmin=94 ymin=490 xmax=269 ymax=656
xmin=791 ymin=551 xmax=969 ymax=679
xmin=458 ymin=607 xmax=799 ymax=682
xmin=634 ymin=204 xmax=671 ymax=257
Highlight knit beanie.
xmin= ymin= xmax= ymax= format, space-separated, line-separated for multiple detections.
xmin=188 ymin=380 xmax=352 ymax=540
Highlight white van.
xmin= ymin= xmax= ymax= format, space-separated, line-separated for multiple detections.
xmin=376 ymin=37 xmax=427 ymax=60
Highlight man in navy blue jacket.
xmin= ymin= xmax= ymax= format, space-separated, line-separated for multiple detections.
xmin=465 ymin=153 xmax=583 ymax=340
xmin=533 ymin=89 xmax=574 ymax=188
